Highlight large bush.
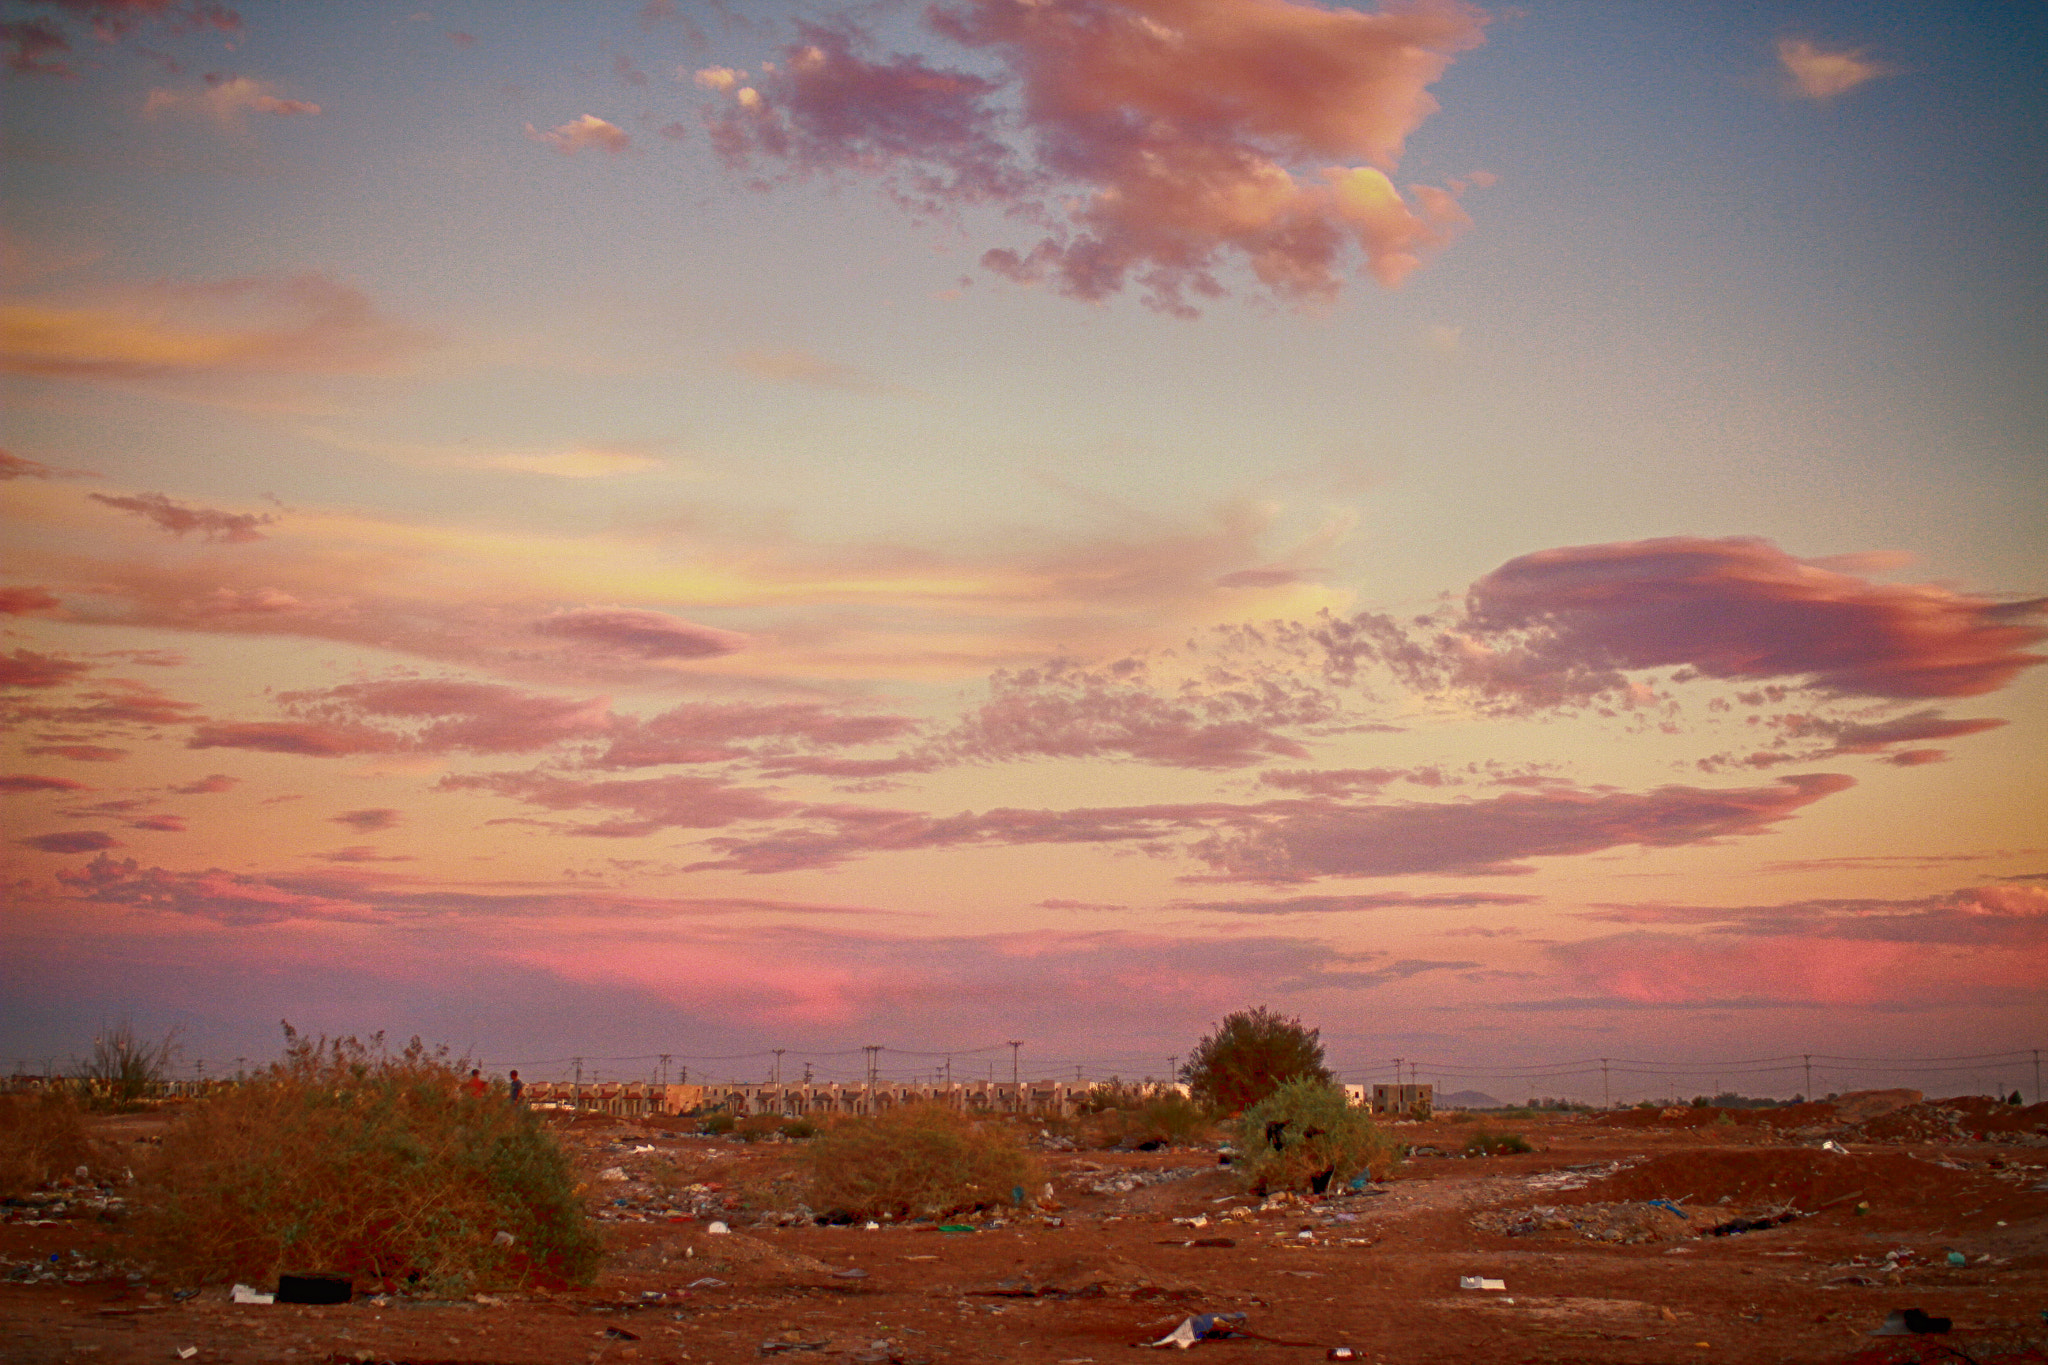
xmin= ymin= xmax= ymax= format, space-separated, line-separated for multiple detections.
xmin=0 ymin=1091 xmax=100 ymax=1197
xmin=1183 ymin=1007 xmax=1333 ymax=1113
xmin=805 ymin=1103 xmax=1039 ymax=1221
xmin=1079 ymin=1089 xmax=1213 ymax=1150
xmin=1233 ymin=1078 xmax=1400 ymax=1194
xmin=140 ymin=1028 xmax=599 ymax=1294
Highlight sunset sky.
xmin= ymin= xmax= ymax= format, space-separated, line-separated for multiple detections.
xmin=3 ymin=0 xmax=2043 ymax=1099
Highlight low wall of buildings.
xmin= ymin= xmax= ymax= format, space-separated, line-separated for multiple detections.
xmin=520 ymin=1078 xmax=1191 ymax=1119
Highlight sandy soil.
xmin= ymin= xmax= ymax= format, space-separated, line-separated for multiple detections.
xmin=3 ymin=1100 xmax=2044 ymax=1364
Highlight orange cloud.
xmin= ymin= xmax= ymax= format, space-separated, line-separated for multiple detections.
xmin=1 ymin=274 xmax=432 ymax=381
xmin=144 ymin=74 xmax=321 ymax=126
xmin=1776 ymin=38 xmax=1892 ymax=101
xmin=526 ymin=114 xmax=630 ymax=153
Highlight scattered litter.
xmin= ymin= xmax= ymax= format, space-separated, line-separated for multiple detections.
xmin=176 ymin=1350 xmax=197 ymax=1360
xmin=1870 ymin=1308 xmax=1951 ymax=1336
xmin=229 ymin=1283 xmax=273 ymax=1305
xmin=706 ymin=1220 xmax=730 ymax=1235
xmin=600 ymin=1325 xmax=640 ymax=1340
xmin=1820 ymin=1141 xmax=1848 ymax=1154
xmin=1326 ymin=1351 xmax=1361 ymax=1361
xmin=1647 ymin=1199 xmax=1686 ymax=1218
xmin=1945 ymin=1250 xmax=1966 ymax=1267
xmin=1459 ymin=1277 xmax=1507 ymax=1292
xmin=277 ymin=1274 xmax=350 ymax=1305
xmin=686 ymin=1276 xmax=727 ymax=1289
xmin=493 ymin=1230 xmax=516 ymax=1246
xmin=1149 ymin=1312 xmax=1247 ymax=1349
xmin=599 ymin=1166 xmax=630 ymax=1182
xmin=833 ymin=1267 xmax=869 ymax=1279
xmin=1707 ymin=1211 xmax=1800 ymax=1237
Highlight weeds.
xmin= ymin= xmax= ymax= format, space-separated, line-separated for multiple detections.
xmin=74 ymin=1020 xmax=180 ymax=1108
xmin=1079 ymin=1091 xmax=1213 ymax=1150
xmin=139 ymin=1026 xmax=599 ymax=1294
xmin=1234 ymin=1078 xmax=1401 ymax=1194
xmin=1462 ymin=1130 xmax=1533 ymax=1156
xmin=0 ymin=1091 xmax=100 ymax=1197
xmin=805 ymin=1104 xmax=1039 ymax=1221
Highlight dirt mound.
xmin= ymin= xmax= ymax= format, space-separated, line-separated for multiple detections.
xmin=1559 ymin=1148 xmax=1979 ymax=1213
xmin=1840 ymin=1099 xmax=2048 ymax=1144
xmin=1596 ymin=1101 xmax=1840 ymax=1131
xmin=1828 ymin=1089 xmax=1921 ymax=1123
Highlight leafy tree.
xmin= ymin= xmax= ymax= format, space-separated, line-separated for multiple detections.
xmin=1181 ymin=1006 xmax=1332 ymax=1113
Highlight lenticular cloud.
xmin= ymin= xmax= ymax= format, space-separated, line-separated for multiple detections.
xmin=699 ymin=0 xmax=1489 ymax=314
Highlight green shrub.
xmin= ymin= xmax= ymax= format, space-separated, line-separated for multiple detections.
xmin=777 ymin=1117 xmax=819 ymax=1140
xmin=805 ymin=1103 xmax=1039 ymax=1221
xmin=1183 ymin=1006 xmax=1333 ymax=1114
xmin=139 ymin=1027 xmax=599 ymax=1295
xmin=1082 ymin=1091 xmax=1213 ymax=1149
xmin=1462 ymin=1129 xmax=1533 ymax=1156
xmin=0 ymin=1090 xmax=101 ymax=1196
xmin=1233 ymin=1079 xmax=1400 ymax=1194
xmin=699 ymin=1112 xmax=736 ymax=1136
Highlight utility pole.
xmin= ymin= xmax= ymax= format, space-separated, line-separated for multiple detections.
xmin=803 ymin=1061 xmax=813 ymax=1085
xmin=1601 ymin=1058 xmax=1611 ymax=1110
xmin=773 ymin=1049 xmax=785 ymax=1086
xmin=1803 ymin=1054 xmax=1812 ymax=1101
xmin=2033 ymin=1048 xmax=2041 ymax=1105
xmin=1009 ymin=1040 xmax=1023 ymax=1087
xmin=659 ymin=1054 xmax=671 ymax=1087
xmin=944 ymin=1056 xmax=952 ymax=1087
xmin=574 ymin=1056 xmax=583 ymax=1113
xmin=1168 ymin=1054 xmax=1178 ymax=1085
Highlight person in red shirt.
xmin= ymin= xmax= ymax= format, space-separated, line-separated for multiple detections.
xmin=462 ymin=1068 xmax=488 ymax=1099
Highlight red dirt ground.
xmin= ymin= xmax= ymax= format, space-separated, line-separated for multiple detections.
xmin=3 ymin=1099 xmax=2044 ymax=1365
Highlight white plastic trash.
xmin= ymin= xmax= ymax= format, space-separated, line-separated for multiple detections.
xmin=706 ymin=1220 xmax=730 ymax=1235
xmin=230 ymin=1283 xmax=275 ymax=1305
xmin=493 ymin=1230 xmax=516 ymax=1247
xmin=1459 ymin=1276 xmax=1507 ymax=1291
xmin=599 ymin=1166 xmax=629 ymax=1182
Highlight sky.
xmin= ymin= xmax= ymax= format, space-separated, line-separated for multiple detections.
xmin=2 ymin=0 xmax=2044 ymax=1101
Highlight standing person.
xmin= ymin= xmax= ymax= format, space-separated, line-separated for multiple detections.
xmin=508 ymin=1069 xmax=524 ymax=1105
xmin=462 ymin=1068 xmax=487 ymax=1099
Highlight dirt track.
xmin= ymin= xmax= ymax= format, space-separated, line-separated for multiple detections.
xmin=4 ymin=1099 xmax=2045 ymax=1364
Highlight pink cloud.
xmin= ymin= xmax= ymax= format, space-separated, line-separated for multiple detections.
xmin=55 ymin=854 xmax=373 ymax=925
xmin=4 ymin=2 xmax=241 ymax=78
xmin=1 ymin=773 xmax=90 ymax=792
xmin=593 ymin=700 xmax=919 ymax=769
xmin=532 ymin=608 xmax=748 ymax=660
xmin=170 ymin=772 xmax=235 ymax=793
xmin=1576 ymin=883 xmax=2048 ymax=950
xmin=186 ymin=720 xmax=400 ymax=756
xmin=24 ymin=743 xmax=128 ymax=762
xmin=1187 ymin=773 xmax=1854 ymax=882
xmin=525 ymin=114 xmax=630 ymax=153
xmin=320 ymin=845 xmax=413 ymax=863
xmin=700 ymin=0 xmax=1488 ymax=314
xmin=939 ymin=655 xmax=1339 ymax=769
xmin=0 ymin=586 xmax=63 ymax=614
xmin=1450 ymin=537 xmax=2046 ymax=705
xmin=1 ymin=450 xmax=56 ymax=478
xmin=128 ymin=813 xmax=187 ymax=831
xmin=0 ymin=649 xmax=92 ymax=688
xmin=88 ymin=490 xmax=274 ymax=541
xmin=20 ymin=829 xmax=121 ymax=852
xmin=330 ymin=807 xmax=401 ymax=832
xmin=1177 ymin=890 xmax=1540 ymax=914
xmin=439 ymin=769 xmax=794 ymax=838
xmin=1549 ymin=908 xmax=2048 ymax=1010
xmin=279 ymin=678 xmax=615 ymax=754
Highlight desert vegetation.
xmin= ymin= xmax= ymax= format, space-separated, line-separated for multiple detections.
xmin=0 ymin=1089 xmax=102 ymax=1197
xmin=1232 ymin=1077 xmax=1401 ymax=1194
xmin=139 ymin=1027 xmax=599 ymax=1295
xmin=1181 ymin=1006 xmax=1333 ymax=1114
xmin=804 ymin=1102 xmax=1040 ymax=1221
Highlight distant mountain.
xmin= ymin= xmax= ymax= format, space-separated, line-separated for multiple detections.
xmin=1438 ymin=1090 xmax=1506 ymax=1109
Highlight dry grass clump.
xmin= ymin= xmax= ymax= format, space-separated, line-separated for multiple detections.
xmin=1234 ymin=1078 xmax=1401 ymax=1194
xmin=140 ymin=1029 xmax=599 ymax=1294
xmin=1463 ymin=1129 xmax=1534 ymax=1156
xmin=0 ymin=1090 xmax=100 ymax=1196
xmin=805 ymin=1103 xmax=1039 ymax=1221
